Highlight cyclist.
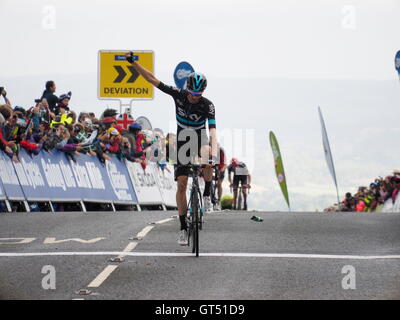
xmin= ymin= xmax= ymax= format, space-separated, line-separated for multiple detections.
xmin=228 ymin=158 xmax=251 ymax=210
xmin=126 ymin=52 xmax=218 ymax=246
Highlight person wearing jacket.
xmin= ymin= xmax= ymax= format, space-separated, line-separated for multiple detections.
xmin=41 ymin=81 xmax=58 ymax=113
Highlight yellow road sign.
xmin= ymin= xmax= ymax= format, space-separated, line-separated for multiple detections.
xmin=98 ymin=50 xmax=154 ymax=99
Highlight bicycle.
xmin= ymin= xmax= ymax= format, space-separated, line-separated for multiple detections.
xmin=209 ymin=166 xmax=220 ymax=211
xmin=186 ymin=163 xmax=205 ymax=257
xmin=231 ymin=183 xmax=251 ymax=211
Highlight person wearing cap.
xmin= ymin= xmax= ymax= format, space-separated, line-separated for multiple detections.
xmin=58 ymin=92 xmax=71 ymax=109
xmin=97 ymin=127 xmax=122 ymax=154
xmin=100 ymin=108 xmax=124 ymax=134
xmin=56 ymin=91 xmax=76 ymax=121
xmin=122 ymin=122 xmax=151 ymax=166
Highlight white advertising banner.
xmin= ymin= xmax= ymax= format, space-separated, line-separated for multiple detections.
xmin=382 ymin=194 xmax=400 ymax=213
xmin=155 ymin=164 xmax=177 ymax=208
xmin=125 ymin=161 xmax=164 ymax=205
xmin=0 ymin=180 xmax=4 ymax=200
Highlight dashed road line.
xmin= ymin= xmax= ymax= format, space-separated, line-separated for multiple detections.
xmin=84 ymin=218 xmax=174 ymax=290
xmin=155 ymin=218 xmax=174 ymax=225
xmin=135 ymin=226 xmax=155 ymax=239
xmin=87 ymin=265 xmax=119 ymax=288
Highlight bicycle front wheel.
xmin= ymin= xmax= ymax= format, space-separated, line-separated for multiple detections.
xmin=191 ymin=189 xmax=200 ymax=257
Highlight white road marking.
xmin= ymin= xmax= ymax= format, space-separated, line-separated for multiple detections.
xmin=115 ymin=242 xmax=138 ymax=260
xmin=43 ymin=237 xmax=106 ymax=244
xmin=136 ymin=226 xmax=154 ymax=239
xmin=0 ymin=238 xmax=36 ymax=244
xmin=86 ymin=222 xmax=160 ymax=290
xmin=155 ymin=218 xmax=174 ymax=225
xmin=1 ymin=252 xmax=400 ymax=260
xmin=122 ymin=242 xmax=138 ymax=253
xmin=87 ymin=265 xmax=118 ymax=288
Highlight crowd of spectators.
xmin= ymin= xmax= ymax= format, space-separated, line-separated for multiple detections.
xmin=0 ymin=81 xmax=177 ymax=171
xmin=324 ymin=171 xmax=400 ymax=212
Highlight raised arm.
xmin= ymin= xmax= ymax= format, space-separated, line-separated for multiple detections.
xmin=126 ymin=52 xmax=160 ymax=87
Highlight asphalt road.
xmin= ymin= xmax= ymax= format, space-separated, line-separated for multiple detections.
xmin=0 ymin=210 xmax=399 ymax=300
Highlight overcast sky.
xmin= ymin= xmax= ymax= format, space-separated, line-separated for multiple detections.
xmin=1 ymin=0 xmax=399 ymax=211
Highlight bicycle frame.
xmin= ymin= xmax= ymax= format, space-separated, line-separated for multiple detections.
xmin=186 ymin=164 xmax=204 ymax=257
xmin=210 ymin=166 xmax=219 ymax=210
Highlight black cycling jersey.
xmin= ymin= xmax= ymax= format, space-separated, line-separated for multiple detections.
xmin=157 ymin=82 xmax=217 ymax=178
xmin=228 ymin=162 xmax=250 ymax=177
xmin=157 ymin=82 xmax=216 ymax=132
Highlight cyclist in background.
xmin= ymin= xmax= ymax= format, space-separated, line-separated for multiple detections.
xmin=228 ymin=158 xmax=251 ymax=210
xmin=215 ymin=144 xmax=227 ymax=211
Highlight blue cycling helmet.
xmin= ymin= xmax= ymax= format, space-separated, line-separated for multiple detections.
xmin=129 ymin=122 xmax=142 ymax=131
xmin=186 ymin=72 xmax=207 ymax=92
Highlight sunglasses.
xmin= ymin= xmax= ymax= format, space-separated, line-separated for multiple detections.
xmin=188 ymin=90 xmax=202 ymax=97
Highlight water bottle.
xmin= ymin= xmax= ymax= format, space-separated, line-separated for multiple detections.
xmin=251 ymin=215 xmax=263 ymax=222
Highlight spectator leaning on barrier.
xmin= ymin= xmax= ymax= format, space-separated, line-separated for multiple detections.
xmin=50 ymin=92 xmax=74 ymax=128
xmin=78 ymin=111 xmax=89 ymax=124
xmin=122 ymin=122 xmax=151 ymax=167
xmin=100 ymin=108 xmax=124 ymax=134
xmin=0 ymin=90 xmax=16 ymax=157
xmin=340 ymin=192 xmax=357 ymax=212
xmin=334 ymin=171 xmax=400 ymax=213
xmin=4 ymin=106 xmax=30 ymax=162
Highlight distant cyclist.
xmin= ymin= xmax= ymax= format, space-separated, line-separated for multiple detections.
xmin=215 ymin=144 xmax=227 ymax=211
xmin=228 ymin=158 xmax=251 ymax=210
xmin=126 ymin=52 xmax=218 ymax=246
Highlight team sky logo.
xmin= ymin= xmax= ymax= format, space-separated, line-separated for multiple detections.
xmin=177 ymin=107 xmax=186 ymax=117
xmin=177 ymin=107 xmax=202 ymax=122
xmin=188 ymin=114 xmax=202 ymax=122
xmin=209 ymin=104 xmax=215 ymax=115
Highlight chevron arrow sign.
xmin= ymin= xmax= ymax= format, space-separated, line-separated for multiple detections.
xmin=98 ymin=50 xmax=154 ymax=99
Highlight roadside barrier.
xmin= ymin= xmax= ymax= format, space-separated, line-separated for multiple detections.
xmin=0 ymin=149 xmax=177 ymax=213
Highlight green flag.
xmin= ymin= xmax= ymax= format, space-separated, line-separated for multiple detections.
xmin=269 ymin=131 xmax=290 ymax=210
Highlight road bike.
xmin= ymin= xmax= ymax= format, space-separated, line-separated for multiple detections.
xmin=209 ymin=166 xmax=220 ymax=211
xmin=186 ymin=164 xmax=205 ymax=257
xmin=231 ymin=183 xmax=251 ymax=211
